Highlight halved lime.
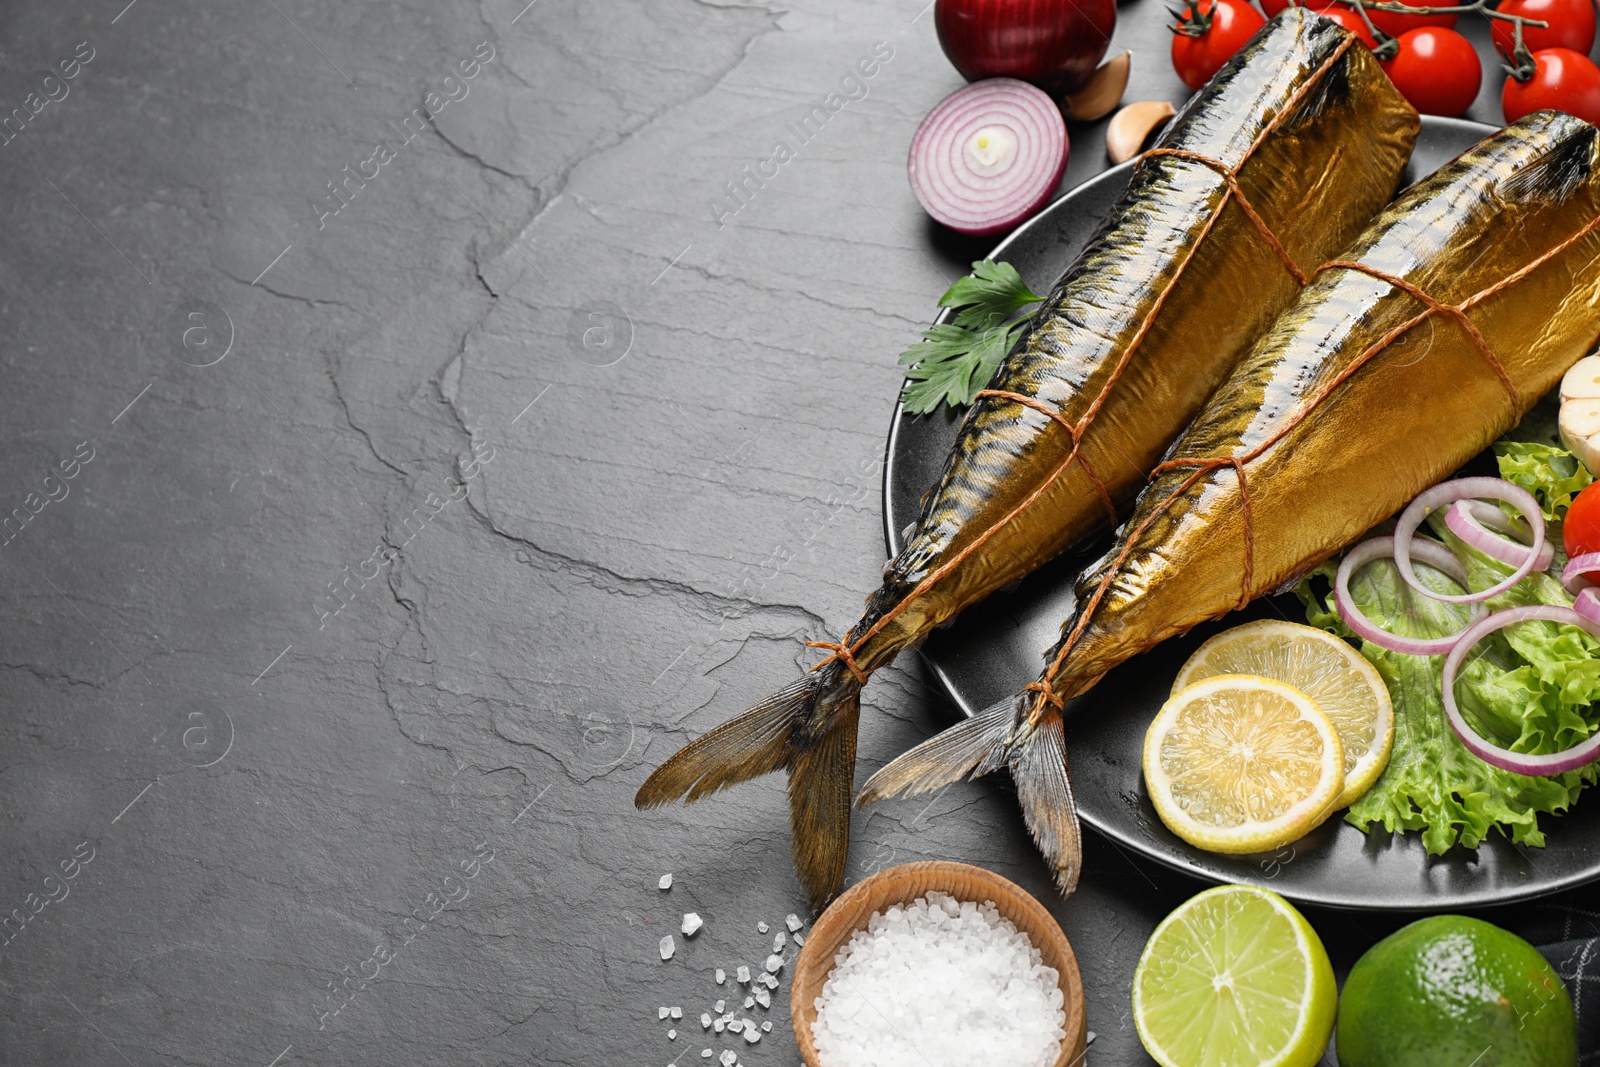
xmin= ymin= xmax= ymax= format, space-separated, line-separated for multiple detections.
xmin=1132 ymin=883 xmax=1336 ymax=1067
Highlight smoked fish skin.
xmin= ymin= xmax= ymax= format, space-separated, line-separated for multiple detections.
xmin=862 ymin=112 xmax=1600 ymax=898
xmin=637 ymin=10 xmax=1418 ymax=909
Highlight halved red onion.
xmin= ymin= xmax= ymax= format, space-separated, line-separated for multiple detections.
xmin=1444 ymin=499 xmax=1554 ymax=573
xmin=1335 ymin=535 xmax=1487 ymax=655
xmin=1441 ymin=604 xmax=1600 ymax=776
xmin=908 ymin=78 xmax=1068 ymax=236
xmin=1394 ymin=478 xmax=1545 ymax=604
xmin=1563 ymin=552 xmax=1600 ymax=594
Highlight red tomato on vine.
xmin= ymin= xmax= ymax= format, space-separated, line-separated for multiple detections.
xmin=1492 ymin=0 xmax=1597 ymax=59
xmin=1503 ymin=47 xmax=1600 ymax=124
xmin=1172 ymin=0 xmax=1269 ymax=91
xmin=1380 ymin=26 xmax=1483 ymax=116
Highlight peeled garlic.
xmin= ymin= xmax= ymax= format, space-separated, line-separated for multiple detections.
xmin=1559 ymin=355 xmax=1600 ymax=474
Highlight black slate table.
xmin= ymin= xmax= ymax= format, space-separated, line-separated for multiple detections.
xmin=0 ymin=2 xmax=1589 ymax=1066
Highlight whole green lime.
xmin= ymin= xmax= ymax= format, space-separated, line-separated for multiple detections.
xmin=1337 ymin=915 xmax=1575 ymax=1067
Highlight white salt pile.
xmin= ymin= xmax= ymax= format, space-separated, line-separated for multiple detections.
xmin=811 ymin=891 xmax=1065 ymax=1067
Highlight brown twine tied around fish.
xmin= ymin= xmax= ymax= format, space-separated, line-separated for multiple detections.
xmin=1027 ymin=210 xmax=1600 ymax=722
xmin=1141 ymin=149 xmax=1311 ymax=286
xmin=806 ymin=639 xmax=868 ymax=685
xmin=805 ymin=34 xmax=1357 ymax=693
xmin=975 ymin=388 xmax=1120 ymax=525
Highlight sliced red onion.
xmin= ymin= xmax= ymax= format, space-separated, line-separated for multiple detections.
xmin=1394 ymin=478 xmax=1545 ymax=604
xmin=1441 ymin=604 xmax=1600 ymax=776
xmin=1335 ymin=536 xmax=1487 ymax=655
xmin=1563 ymin=552 xmax=1600 ymax=594
xmin=1577 ymin=587 xmax=1600 ymax=627
xmin=1444 ymin=499 xmax=1554 ymax=573
xmin=908 ymin=78 xmax=1069 ymax=236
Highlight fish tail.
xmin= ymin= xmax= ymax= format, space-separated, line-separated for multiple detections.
xmin=634 ymin=666 xmax=863 ymax=908
xmin=858 ymin=695 xmax=1082 ymax=898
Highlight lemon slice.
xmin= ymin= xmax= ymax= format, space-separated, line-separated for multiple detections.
xmin=1133 ymin=883 xmax=1337 ymax=1067
xmin=1173 ymin=620 xmax=1393 ymax=808
xmin=1143 ymin=674 xmax=1344 ymax=854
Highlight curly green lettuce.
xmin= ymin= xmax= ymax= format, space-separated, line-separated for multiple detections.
xmin=1295 ymin=522 xmax=1600 ymax=854
xmin=1494 ymin=440 xmax=1592 ymax=523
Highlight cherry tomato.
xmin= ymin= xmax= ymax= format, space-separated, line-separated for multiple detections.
xmin=1492 ymin=0 xmax=1597 ymax=59
xmin=1380 ymin=27 xmax=1483 ymax=115
xmin=1317 ymin=6 xmax=1378 ymax=47
xmin=1172 ymin=0 xmax=1269 ymax=91
xmin=1503 ymin=46 xmax=1600 ymax=123
xmin=1365 ymin=3 xmax=1458 ymax=37
xmin=1563 ymin=480 xmax=1600 ymax=559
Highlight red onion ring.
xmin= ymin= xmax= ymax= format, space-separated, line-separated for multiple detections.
xmin=1441 ymin=604 xmax=1600 ymax=776
xmin=907 ymin=78 xmax=1068 ymax=236
xmin=1444 ymin=499 xmax=1554 ymax=573
xmin=1563 ymin=552 xmax=1600 ymax=594
xmin=1577 ymin=587 xmax=1600 ymax=627
xmin=1335 ymin=535 xmax=1487 ymax=655
xmin=1394 ymin=478 xmax=1545 ymax=604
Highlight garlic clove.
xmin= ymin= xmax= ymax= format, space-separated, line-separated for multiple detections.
xmin=1062 ymin=51 xmax=1131 ymax=122
xmin=1559 ymin=398 xmax=1600 ymax=474
xmin=1560 ymin=355 xmax=1600 ymax=403
xmin=1106 ymin=101 xmax=1177 ymax=165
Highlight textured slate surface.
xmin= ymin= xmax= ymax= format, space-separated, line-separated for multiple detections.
xmin=0 ymin=2 xmax=1585 ymax=1066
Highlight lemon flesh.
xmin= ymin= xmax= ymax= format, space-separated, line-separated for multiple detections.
xmin=1174 ymin=620 xmax=1392 ymax=808
xmin=1144 ymin=674 xmax=1344 ymax=854
xmin=1134 ymin=883 xmax=1337 ymax=1067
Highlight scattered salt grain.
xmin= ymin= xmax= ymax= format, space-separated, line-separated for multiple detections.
xmin=714 ymin=969 xmax=726 ymax=985
xmin=743 ymin=995 xmax=754 ymax=1009
xmin=793 ymin=932 xmax=805 ymax=946
xmin=658 ymin=1007 xmax=670 ymax=1020
xmin=659 ymin=935 xmax=675 ymax=961
xmin=659 ymin=873 xmax=673 ymax=890
xmin=761 ymin=1021 xmax=773 ymax=1033
xmin=761 ymin=973 xmax=779 ymax=990
xmin=735 ymin=965 xmax=750 ymax=984
xmin=743 ymin=1023 xmax=761 ymax=1044
xmin=682 ymin=912 xmax=704 ymax=937
xmin=757 ymin=921 xmax=769 ymax=934
xmin=713 ymin=1019 xmax=725 ymax=1033
xmin=755 ymin=988 xmax=770 ymax=1009
xmin=701 ymin=1051 xmax=712 ymax=1059
xmin=811 ymin=891 xmax=1066 ymax=1067
xmin=701 ymin=1013 xmax=712 ymax=1029
xmin=728 ymin=1019 xmax=744 ymax=1034
xmin=763 ymin=954 xmax=783 ymax=973
xmin=714 ymin=999 xmax=726 ymax=1012
xmin=773 ymin=932 xmax=786 ymax=952
xmin=668 ymin=1030 xmax=677 ymax=1040
xmin=670 ymin=1007 xmax=682 ymax=1020
xmin=785 ymin=914 xmax=803 ymax=932
xmin=720 ymin=1052 xmax=737 ymax=1067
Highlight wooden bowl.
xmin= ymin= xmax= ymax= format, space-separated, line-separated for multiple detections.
xmin=790 ymin=860 xmax=1087 ymax=1067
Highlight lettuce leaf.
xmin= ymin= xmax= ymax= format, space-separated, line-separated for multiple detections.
xmin=1494 ymin=440 xmax=1592 ymax=523
xmin=1295 ymin=530 xmax=1600 ymax=854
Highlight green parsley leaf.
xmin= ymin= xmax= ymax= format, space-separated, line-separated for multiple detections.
xmin=897 ymin=260 xmax=1044 ymax=414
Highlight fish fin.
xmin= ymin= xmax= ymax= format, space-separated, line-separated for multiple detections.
xmin=635 ymin=668 xmax=864 ymax=906
xmin=787 ymin=693 xmax=859 ymax=909
xmin=857 ymin=696 xmax=1083 ymax=899
xmin=1009 ymin=713 xmax=1083 ymax=898
xmin=634 ymin=675 xmax=817 ymax=808
xmin=855 ymin=697 xmax=1020 ymax=804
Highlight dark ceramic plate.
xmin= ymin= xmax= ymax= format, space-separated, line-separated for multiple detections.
xmin=883 ymin=116 xmax=1600 ymax=911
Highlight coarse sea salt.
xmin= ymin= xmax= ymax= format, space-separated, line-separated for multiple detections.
xmin=682 ymin=912 xmax=704 ymax=937
xmin=810 ymin=891 xmax=1066 ymax=1067
xmin=785 ymin=913 xmax=803 ymax=932
xmin=659 ymin=873 xmax=673 ymax=890
xmin=659 ymin=935 xmax=675 ymax=961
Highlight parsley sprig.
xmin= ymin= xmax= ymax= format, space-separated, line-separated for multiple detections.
xmin=898 ymin=259 xmax=1044 ymax=415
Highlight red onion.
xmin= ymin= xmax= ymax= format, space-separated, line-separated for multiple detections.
xmin=1394 ymin=478 xmax=1545 ymax=604
xmin=1563 ymin=551 xmax=1600 ymax=593
xmin=934 ymin=0 xmax=1117 ymax=92
xmin=908 ymin=79 xmax=1068 ymax=237
xmin=1441 ymin=604 xmax=1600 ymax=775
xmin=1335 ymin=535 xmax=1487 ymax=656
xmin=1444 ymin=499 xmax=1555 ymax=573
xmin=1577 ymin=587 xmax=1600 ymax=627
